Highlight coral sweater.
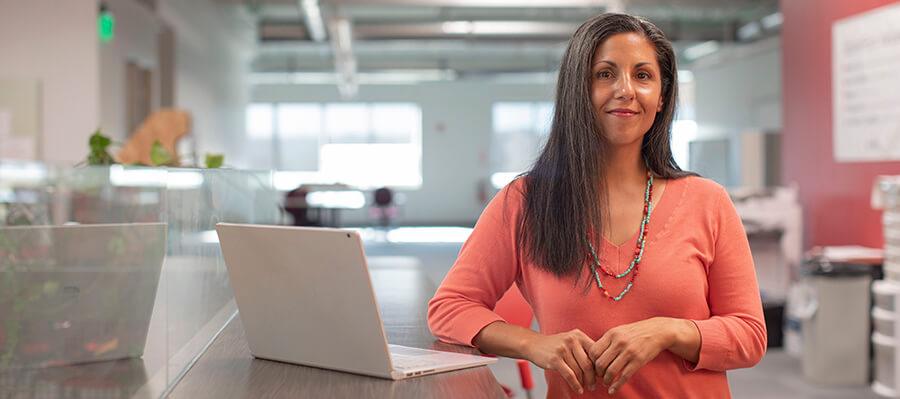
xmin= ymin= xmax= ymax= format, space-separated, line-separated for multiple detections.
xmin=428 ymin=176 xmax=767 ymax=398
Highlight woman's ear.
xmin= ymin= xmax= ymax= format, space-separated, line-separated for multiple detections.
xmin=657 ymin=97 xmax=663 ymax=112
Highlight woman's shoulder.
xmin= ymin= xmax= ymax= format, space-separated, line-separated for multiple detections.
xmin=671 ymin=174 xmax=730 ymax=203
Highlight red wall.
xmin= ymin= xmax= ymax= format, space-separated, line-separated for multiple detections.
xmin=782 ymin=0 xmax=900 ymax=249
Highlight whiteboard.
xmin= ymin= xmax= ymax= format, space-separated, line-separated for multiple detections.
xmin=832 ymin=2 xmax=900 ymax=162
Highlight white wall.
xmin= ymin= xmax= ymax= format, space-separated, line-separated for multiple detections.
xmin=689 ymin=37 xmax=782 ymax=187
xmin=158 ymin=0 xmax=255 ymax=168
xmin=99 ymin=0 xmax=162 ymax=142
xmin=0 ymin=0 xmax=99 ymax=163
xmin=95 ymin=0 xmax=254 ymax=166
xmin=252 ymin=82 xmax=555 ymax=225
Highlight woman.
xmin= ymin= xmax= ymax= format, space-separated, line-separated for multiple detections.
xmin=427 ymin=13 xmax=766 ymax=398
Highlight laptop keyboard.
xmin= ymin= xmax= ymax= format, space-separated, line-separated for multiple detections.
xmin=391 ymin=353 xmax=447 ymax=371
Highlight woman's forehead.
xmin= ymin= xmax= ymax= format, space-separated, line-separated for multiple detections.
xmin=591 ymin=32 xmax=658 ymax=64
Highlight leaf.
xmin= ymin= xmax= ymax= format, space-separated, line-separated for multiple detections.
xmin=87 ymin=128 xmax=115 ymax=165
xmin=205 ymin=154 xmax=224 ymax=169
xmin=150 ymin=141 xmax=175 ymax=166
xmin=89 ymin=130 xmax=111 ymax=148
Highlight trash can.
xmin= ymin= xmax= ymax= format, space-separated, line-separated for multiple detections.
xmin=799 ymin=258 xmax=879 ymax=386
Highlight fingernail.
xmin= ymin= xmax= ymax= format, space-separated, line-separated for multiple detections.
xmin=589 ymin=383 xmax=596 ymax=391
xmin=578 ymin=388 xmax=584 ymax=394
xmin=608 ymin=387 xmax=615 ymax=394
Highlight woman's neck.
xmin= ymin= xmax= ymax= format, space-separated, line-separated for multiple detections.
xmin=604 ymin=147 xmax=646 ymax=190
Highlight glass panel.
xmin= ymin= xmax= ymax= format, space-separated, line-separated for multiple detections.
xmin=0 ymin=161 xmax=279 ymax=399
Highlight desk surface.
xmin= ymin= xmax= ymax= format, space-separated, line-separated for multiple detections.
xmin=167 ymin=260 xmax=505 ymax=399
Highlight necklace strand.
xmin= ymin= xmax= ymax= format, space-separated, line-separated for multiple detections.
xmin=586 ymin=168 xmax=653 ymax=301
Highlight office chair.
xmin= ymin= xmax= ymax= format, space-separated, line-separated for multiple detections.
xmin=493 ymin=284 xmax=535 ymax=399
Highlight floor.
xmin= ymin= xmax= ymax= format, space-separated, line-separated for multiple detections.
xmin=362 ymin=238 xmax=886 ymax=399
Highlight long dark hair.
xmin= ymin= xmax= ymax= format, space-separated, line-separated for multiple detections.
xmin=517 ymin=13 xmax=694 ymax=280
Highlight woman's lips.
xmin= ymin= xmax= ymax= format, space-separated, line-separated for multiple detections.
xmin=607 ymin=109 xmax=639 ymax=117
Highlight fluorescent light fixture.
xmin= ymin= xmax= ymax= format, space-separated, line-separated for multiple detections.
xmin=683 ymin=41 xmax=720 ymax=61
xmin=386 ymin=227 xmax=473 ymax=243
xmin=491 ymin=172 xmax=521 ymax=189
xmin=761 ymin=12 xmax=783 ymax=30
xmin=329 ymin=17 xmax=358 ymax=98
xmin=442 ymin=21 xmax=473 ymax=34
xmin=737 ymin=22 xmax=761 ymax=41
xmin=677 ymin=70 xmax=694 ymax=83
xmin=299 ymin=0 xmax=327 ymax=42
xmin=439 ymin=20 xmax=575 ymax=36
xmin=306 ymin=190 xmax=366 ymax=209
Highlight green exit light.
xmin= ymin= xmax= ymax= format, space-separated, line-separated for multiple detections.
xmin=98 ymin=10 xmax=115 ymax=43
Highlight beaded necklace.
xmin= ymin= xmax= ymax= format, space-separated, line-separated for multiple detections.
xmin=585 ymin=167 xmax=653 ymax=301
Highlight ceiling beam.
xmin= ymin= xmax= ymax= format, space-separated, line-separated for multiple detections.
xmin=325 ymin=0 xmax=608 ymax=7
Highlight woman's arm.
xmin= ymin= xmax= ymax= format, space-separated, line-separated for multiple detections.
xmin=686 ymin=185 xmax=767 ymax=371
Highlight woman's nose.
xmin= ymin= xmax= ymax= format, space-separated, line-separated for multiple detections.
xmin=614 ymin=75 xmax=635 ymax=101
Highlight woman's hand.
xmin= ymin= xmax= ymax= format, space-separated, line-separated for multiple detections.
xmin=523 ymin=329 xmax=597 ymax=394
xmin=588 ymin=317 xmax=679 ymax=395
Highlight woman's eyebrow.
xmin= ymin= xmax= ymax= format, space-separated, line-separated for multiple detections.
xmin=593 ymin=60 xmax=655 ymax=68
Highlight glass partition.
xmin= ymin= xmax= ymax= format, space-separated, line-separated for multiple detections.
xmin=0 ymin=161 xmax=280 ymax=398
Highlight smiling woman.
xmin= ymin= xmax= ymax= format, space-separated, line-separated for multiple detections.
xmin=428 ymin=13 xmax=767 ymax=399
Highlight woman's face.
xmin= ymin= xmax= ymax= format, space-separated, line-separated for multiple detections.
xmin=590 ymin=32 xmax=663 ymax=148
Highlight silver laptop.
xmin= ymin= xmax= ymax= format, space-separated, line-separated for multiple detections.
xmin=215 ymin=223 xmax=496 ymax=380
xmin=0 ymin=222 xmax=167 ymax=370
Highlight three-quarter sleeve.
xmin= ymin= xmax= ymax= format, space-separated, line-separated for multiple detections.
xmin=427 ymin=182 xmax=524 ymax=346
xmin=687 ymin=186 xmax=768 ymax=371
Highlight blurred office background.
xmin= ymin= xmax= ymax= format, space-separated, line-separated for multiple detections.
xmin=3 ymin=0 xmax=900 ymax=398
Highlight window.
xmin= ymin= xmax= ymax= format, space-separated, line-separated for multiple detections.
xmin=246 ymin=104 xmax=274 ymax=139
xmin=490 ymin=102 xmax=554 ymax=188
xmin=246 ymin=102 xmax=422 ymax=189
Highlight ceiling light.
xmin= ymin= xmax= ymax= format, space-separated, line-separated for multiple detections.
xmin=683 ymin=41 xmax=720 ymax=61
xmin=442 ymin=21 xmax=473 ymax=34
xmin=761 ymin=12 xmax=783 ymax=30
xmin=737 ymin=22 xmax=761 ymax=41
xmin=299 ymin=0 xmax=327 ymax=42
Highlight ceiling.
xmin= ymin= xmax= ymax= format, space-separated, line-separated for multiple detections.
xmin=215 ymin=0 xmax=780 ymax=89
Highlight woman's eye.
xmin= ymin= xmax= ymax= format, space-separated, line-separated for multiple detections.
xmin=637 ymin=72 xmax=651 ymax=80
xmin=596 ymin=71 xmax=612 ymax=79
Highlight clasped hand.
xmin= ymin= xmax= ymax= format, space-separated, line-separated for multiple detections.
xmin=525 ymin=317 xmax=674 ymax=395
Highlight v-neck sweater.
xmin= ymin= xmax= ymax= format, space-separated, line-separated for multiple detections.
xmin=427 ymin=176 xmax=766 ymax=398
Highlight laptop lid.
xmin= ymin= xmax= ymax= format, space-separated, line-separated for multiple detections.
xmin=0 ymin=222 xmax=167 ymax=370
xmin=215 ymin=223 xmax=395 ymax=378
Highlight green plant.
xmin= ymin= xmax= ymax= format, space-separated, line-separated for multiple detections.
xmin=86 ymin=129 xmax=116 ymax=165
xmin=149 ymin=141 xmax=176 ymax=166
xmin=85 ymin=129 xmax=225 ymax=168
xmin=205 ymin=154 xmax=224 ymax=169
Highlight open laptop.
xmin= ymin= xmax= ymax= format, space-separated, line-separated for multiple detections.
xmin=0 ymin=222 xmax=167 ymax=370
xmin=215 ymin=223 xmax=496 ymax=380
